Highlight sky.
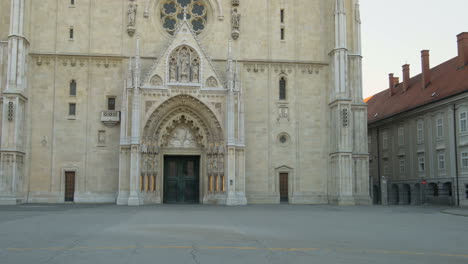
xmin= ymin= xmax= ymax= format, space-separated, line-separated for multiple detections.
xmin=361 ymin=0 xmax=468 ymax=98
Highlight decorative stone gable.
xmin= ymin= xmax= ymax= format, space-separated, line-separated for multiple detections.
xmin=142 ymin=21 xmax=223 ymax=91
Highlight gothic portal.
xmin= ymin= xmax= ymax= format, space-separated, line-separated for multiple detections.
xmin=0 ymin=0 xmax=370 ymax=205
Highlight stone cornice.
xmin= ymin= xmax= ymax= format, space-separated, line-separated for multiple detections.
xmin=368 ymin=91 xmax=468 ymax=128
xmin=213 ymin=58 xmax=328 ymax=66
xmin=29 ymin=53 xmax=123 ymax=68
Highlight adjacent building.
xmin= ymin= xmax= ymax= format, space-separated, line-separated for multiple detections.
xmin=0 ymin=0 xmax=370 ymax=205
xmin=366 ymin=32 xmax=468 ymax=206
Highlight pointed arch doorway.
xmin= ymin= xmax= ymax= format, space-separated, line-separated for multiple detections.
xmin=141 ymin=95 xmax=226 ymax=204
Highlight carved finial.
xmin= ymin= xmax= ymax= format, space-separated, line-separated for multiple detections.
xmin=228 ymin=39 xmax=233 ymax=62
xmin=355 ymin=1 xmax=361 ymax=24
xmin=183 ymin=6 xmax=188 ymax=21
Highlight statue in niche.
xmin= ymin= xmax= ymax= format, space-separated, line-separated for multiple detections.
xmin=150 ymin=75 xmax=163 ymax=86
xmin=179 ymin=48 xmax=190 ymax=82
xmin=128 ymin=3 xmax=137 ymax=27
xmin=218 ymin=156 xmax=224 ymax=172
xmin=207 ymin=77 xmax=217 ymax=87
xmin=231 ymin=8 xmax=241 ymax=40
xmin=232 ymin=9 xmax=240 ymax=30
xmin=191 ymin=60 xmax=199 ymax=82
xmin=212 ymin=156 xmax=218 ymax=171
xmin=169 ymin=59 xmax=177 ymax=82
xmin=207 ymin=157 xmax=213 ymax=173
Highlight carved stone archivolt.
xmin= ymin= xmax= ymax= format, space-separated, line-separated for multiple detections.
xmin=143 ymin=94 xmax=224 ymax=147
xmin=168 ymin=46 xmax=201 ymax=84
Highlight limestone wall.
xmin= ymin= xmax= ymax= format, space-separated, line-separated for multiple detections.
xmin=16 ymin=0 xmax=363 ymax=204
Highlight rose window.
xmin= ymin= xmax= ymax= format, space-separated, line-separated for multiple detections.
xmin=161 ymin=0 xmax=208 ymax=35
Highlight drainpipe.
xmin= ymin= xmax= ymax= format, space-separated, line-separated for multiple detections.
xmin=453 ymin=104 xmax=460 ymax=206
xmin=377 ymin=127 xmax=382 ymax=204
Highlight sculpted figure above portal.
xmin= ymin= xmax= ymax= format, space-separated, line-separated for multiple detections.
xmin=168 ymin=127 xmax=197 ymax=148
xmin=168 ymin=46 xmax=201 ymax=83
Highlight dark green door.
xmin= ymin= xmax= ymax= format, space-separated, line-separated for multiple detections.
xmin=164 ymin=156 xmax=200 ymax=204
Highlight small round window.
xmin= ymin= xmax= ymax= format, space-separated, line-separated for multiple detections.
xmin=278 ymin=133 xmax=290 ymax=146
xmin=161 ymin=0 xmax=208 ymax=35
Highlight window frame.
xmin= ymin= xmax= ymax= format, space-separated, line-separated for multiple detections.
xmin=399 ymin=158 xmax=405 ymax=175
xmin=382 ymin=131 xmax=388 ymax=149
xmin=279 ymin=76 xmax=287 ymax=100
xmin=461 ymin=151 xmax=468 ymax=169
xmin=397 ymin=127 xmax=404 ymax=146
xmin=418 ymin=156 xmax=425 ymax=172
xmin=417 ymin=120 xmax=424 ymax=144
xmin=107 ymin=97 xmax=116 ymax=111
xmin=69 ymin=80 xmax=77 ymax=96
xmin=68 ymin=103 xmax=76 ymax=116
xmin=438 ymin=153 xmax=446 ymax=170
xmin=69 ymin=27 xmax=74 ymax=40
xmin=383 ymin=162 xmax=390 ymax=175
xmin=460 ymin=112 xmax=467 ymax=133
xmin=436 ymin=118 xmax=444 ymax=138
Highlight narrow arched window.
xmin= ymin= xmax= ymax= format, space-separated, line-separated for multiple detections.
xmin=279 ymin=77 xmax=286 ymax=100
xmin=70 ymin=80 xmax=77 ymax=96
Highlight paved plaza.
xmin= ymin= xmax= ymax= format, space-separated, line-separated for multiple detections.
xmin=0 ymin=204 xmax=467 ymax=264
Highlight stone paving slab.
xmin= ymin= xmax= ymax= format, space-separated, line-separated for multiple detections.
xmin=0 ymin=205 xmax=467 ymax=264
xmin=442 ymin=208 xmax=468 ymax=217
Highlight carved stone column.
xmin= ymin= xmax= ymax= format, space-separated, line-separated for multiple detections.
xmin=225 ymin=41 xmax=246 ymax=205
xmin=329 ymin=0 xmax=355 ymax=205
xmin=128 ymin=36 xmax=142 ymax=206
xmin=117 ymin=60 xmax=132 ymax=205
xmin=0 ymin=0 xmax=29 ymax=205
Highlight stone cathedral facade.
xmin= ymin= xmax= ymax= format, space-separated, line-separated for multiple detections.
xmin=0 ymin=0 xmax=370 ymax=205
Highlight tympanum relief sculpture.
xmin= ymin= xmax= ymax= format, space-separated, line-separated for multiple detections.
xmin=168 ymin=46 xmax=200 ymax=84
xmin=168 ymin=127 xmax=197 ymax=148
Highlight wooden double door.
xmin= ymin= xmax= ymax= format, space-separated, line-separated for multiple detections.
xmin=164 ymin=156 xmax=200 ymax=204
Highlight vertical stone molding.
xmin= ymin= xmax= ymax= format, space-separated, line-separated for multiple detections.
xmin=0 ymin=0 xmax=29 ymax=205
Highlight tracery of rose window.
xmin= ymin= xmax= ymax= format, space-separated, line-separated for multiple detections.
xmin=161 ymin=0 xmax=208 ymax=35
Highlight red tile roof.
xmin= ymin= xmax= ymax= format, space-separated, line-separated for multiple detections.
xmin=367 ymin=57 xmax=468 ymax=124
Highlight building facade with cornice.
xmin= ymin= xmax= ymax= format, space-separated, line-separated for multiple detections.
xmin=367 ymin=32 xmax=468 ymax=206
xmin=0 ymin=0 xmax=370 ymax=205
